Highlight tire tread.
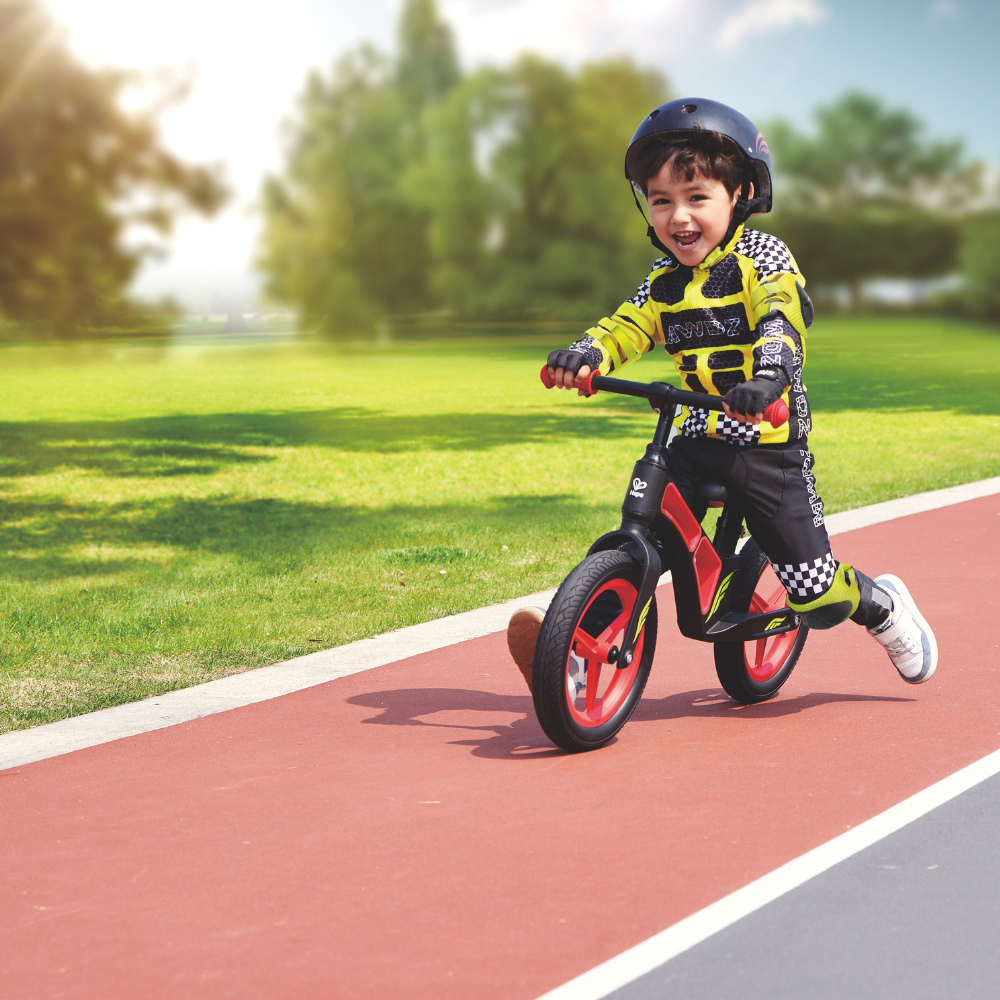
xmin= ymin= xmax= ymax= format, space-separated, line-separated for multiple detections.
xmin=533 ymin=550 xmax=656 ymax=752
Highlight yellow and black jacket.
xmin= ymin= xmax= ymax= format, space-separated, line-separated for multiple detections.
xmin=568 ymin=224 xmax=813 ymax=446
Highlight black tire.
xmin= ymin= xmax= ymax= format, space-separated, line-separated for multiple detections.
xmin=533 ymin=550 xmax=657 ymax=752
xmin=713 ymin=538 xmax=808 ymax=704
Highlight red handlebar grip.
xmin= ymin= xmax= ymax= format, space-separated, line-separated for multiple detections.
xmin=539 ymin=364 xmax=599 ymax=396
xmin=764 ymin=398 xmax=788 ymax=428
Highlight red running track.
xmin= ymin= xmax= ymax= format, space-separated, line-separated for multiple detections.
xmin=3 ymin=496 xmax=1000 ymax=1000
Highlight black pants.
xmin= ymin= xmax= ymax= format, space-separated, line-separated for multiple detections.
xmin=664 ymin=436 xmax=887 ymax=627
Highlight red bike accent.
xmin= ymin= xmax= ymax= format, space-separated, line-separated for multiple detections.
xmin=539 ymin=365 xmax=599 ymax=396
xmin=660 ymin=482 xmax=702 ymax=552
xmin=763 ymin=398 xmax=788 ymax=427
xmin=745 ymin=564 xmax=801 ymax=682
xmin=565 ymin=578 xmax=645 ymax=728
xmin=692 ymin=536 xmax=723 ymax=615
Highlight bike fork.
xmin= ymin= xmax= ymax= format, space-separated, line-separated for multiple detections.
xmin=587 ymin=404 xmax=677 ymax=669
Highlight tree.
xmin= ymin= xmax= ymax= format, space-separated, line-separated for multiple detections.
xmin=258 ymin=0 xmax=669 ymax=332
xmin=396 ymin=0 xmax=459 ymax=108
xmin=958 ymin=211 xmax=1000 ymax=319
xmin=753 ymin=91 xmax=976 ymax=303
xmin=473 ymin=55 xmax=667 ymax=320
xmin=258 ymin=0 xmax=462 ymax=333
xmin=0 ymin=0 xmax=226 ymax=335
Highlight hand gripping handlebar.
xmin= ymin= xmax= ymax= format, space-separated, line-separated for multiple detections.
xmin=539 ymin=364 xmax=789 ymax=428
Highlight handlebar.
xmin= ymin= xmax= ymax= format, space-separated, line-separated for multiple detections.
xmin=539 ymin=364 xmax=789 ymax=428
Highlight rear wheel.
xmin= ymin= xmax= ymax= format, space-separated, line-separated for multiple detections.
xmin=533 ymin=550 xmax=657 ymax=752
xmin=714 ymin=539 xmax=808 ymax=704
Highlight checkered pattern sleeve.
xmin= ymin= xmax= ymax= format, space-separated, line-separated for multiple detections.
xmin=752 ymin=312 xmax=801 ymax=383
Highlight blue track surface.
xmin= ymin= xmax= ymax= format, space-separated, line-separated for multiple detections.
xmin=608 ymin=773 xmax=1000 ymax=999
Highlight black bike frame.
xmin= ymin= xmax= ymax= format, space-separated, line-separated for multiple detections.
xmin=578 ymin=375 xmax=799 ymax=670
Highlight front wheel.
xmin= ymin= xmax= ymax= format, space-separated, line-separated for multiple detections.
xmin=533 ymin=550 xmax=657 ymax=752
xmin=714 ymin=539 xmax=808 ymax=704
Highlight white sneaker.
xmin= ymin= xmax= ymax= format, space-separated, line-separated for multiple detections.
xmin=507 ymin=607 xmax=545 ymax=692
xmin=868 ymin=575 xmax=937 ymax=684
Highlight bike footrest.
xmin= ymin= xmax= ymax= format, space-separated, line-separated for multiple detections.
xmin=706 ymin=610 xmax=798 ymax=641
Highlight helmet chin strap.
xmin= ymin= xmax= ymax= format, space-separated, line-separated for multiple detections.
xmin=629 ymin=184 xmax=674 ymax=257
xmin=719 ymin=160 xmax=757 ymax=252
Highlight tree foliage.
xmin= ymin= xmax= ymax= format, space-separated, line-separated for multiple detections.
xmin=258 ymin=0 xmax=667 ymax=333
xmin=0 ymin=0 xmax=226 ymax=334
xmin=754 ymin=91 xmax=976 ymax=298
xmin=766 ymin=91 xmax=973 ymax=210
xmin=958 ymin=211 xmax=1000 ymax=319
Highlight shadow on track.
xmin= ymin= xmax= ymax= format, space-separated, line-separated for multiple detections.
xmin=346 ymin=685 xmax=913 ymax=759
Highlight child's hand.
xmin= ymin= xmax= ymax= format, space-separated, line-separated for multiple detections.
xmin=722 ymin=400 xmax=763 ymax=425
xmin=723 ymin=371 xmax=786 ymax=424
xmin=550 ymin=365 xmax=592 ymax=393
xmin=545 ymin=357 xmax=593 ymax=393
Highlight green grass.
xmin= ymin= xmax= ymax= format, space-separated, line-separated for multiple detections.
xmin=2 ymin=315 xmax=999 ymax=732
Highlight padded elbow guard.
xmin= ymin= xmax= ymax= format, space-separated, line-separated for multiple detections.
xmin=786 ymin=562 xmax=861 ymax=630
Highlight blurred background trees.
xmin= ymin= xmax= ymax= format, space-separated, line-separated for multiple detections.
xmin=960 ymin=212 xmax=1000 ymax=318
xmin=0 ymin=0 xmax=225 ymax=335
xmin=753 ymin=91 xmax=979 ymax=309
xmin=258 ymin=0 xmax=998 ymax=333
xmin=258 ymin=0 xmax=667 ymax=333
xmin=2 ymin=0 xmax=998 ymax=336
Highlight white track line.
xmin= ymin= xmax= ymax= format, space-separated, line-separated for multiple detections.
xmin=2 ymin=476 xmax=998 ymax=771
xmin=534 ymin=746 xmax=1000 ymax=1000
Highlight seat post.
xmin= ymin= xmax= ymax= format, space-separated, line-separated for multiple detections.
xmin=712 ymin=501 xmax=745 ymax=557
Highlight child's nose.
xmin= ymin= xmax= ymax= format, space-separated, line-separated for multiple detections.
xmin=672 ymin=203 xmax=692 ymax=224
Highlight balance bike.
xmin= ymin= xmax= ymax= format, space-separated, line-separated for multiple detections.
xmin=530 ymin=369 xmax=807 ymax=753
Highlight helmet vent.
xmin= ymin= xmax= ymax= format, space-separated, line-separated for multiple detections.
xmin=680 ymin=104 xmax=697 ymax=114
xmin=647 ymin=109 xmax=660 ymax=119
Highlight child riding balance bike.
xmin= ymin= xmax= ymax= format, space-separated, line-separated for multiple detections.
xmin=507 ymin=98 xmax=938 ymax=753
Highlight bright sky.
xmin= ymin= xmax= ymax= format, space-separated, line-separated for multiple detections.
xmin=44 ymin=0 xmax=1000 ymax=309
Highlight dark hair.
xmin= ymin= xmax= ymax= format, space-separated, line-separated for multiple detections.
xmin=626 ymin=128 xmax=746 ymax=197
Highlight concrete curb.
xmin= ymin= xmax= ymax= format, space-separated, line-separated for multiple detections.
xmin=2 ymin=475 xmax=998 ymax=771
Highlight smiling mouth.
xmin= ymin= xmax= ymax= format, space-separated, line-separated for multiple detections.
xmin=673 ymin=231 xmax=701 ymax=248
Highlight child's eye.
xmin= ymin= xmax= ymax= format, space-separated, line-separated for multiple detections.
xmin=652 ymin=197 xmax=670 ymax=206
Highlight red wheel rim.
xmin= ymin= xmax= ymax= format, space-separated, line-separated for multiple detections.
xmin=745 ymin=563 xmax=800 ymax=683
xmin=565 ymin=578 xmax=645 ymax=728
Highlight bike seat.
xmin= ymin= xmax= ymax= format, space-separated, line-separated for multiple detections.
xmin=697 ymin=482 xmax=728 ymax=508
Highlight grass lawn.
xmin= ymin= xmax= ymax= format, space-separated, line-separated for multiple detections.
xmin=2 ymin=314 xmax=999 ymax=732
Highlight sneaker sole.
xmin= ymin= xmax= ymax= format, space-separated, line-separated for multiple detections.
xmin=874 ymin=574 xmax=938 ymax=683
xmin=507 ymin=608 xmax=545 ymax=692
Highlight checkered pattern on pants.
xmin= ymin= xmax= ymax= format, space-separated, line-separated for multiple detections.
xmin=771 ymin=551 xmax=837 ymax=599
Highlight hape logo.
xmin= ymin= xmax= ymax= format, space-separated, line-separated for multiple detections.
xmin=630 ymin=478 xmax=647 ymax=498
xmin=755 ymin=132 xmax=769 ymax=156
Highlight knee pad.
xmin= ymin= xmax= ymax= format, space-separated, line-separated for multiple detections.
xmin=787 ymin=562 xmax=861 ymax=630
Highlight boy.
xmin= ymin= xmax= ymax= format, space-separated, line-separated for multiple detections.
xmin=508 ymin=98 xmax=936 ymax=691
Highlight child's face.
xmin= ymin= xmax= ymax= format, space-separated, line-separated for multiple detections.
xmin=646 ymin=163 xmax=741 ymax=266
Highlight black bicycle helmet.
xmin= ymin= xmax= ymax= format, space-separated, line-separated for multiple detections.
xmin=624 ymin=97 xmax=773 ymax=255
